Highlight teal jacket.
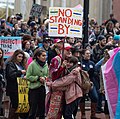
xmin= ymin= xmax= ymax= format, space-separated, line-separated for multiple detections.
xmin=26 ymin=60 xmax=49 ymax=89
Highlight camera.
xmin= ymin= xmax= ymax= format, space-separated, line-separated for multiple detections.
xmin=0 ymin=74 xmax=5 ymax=88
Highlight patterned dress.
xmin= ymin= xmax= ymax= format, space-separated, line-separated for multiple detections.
xmin=47 ymin=55 xmax=65 ymax=119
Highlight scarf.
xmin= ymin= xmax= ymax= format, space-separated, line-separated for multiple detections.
xmin=66 ymin=64 xmax=78 ymax=75
xmin=36 ymin=58 xmax=46 ymax=67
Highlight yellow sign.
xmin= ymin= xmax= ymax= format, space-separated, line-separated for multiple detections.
xmin=16 ymin=77 xmax=29 ymax=113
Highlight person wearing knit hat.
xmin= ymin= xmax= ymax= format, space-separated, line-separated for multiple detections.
xmin=0 ymin=19 xmax=6 ymax=31
xmin=113 ymin=35 xmax=120 ymax=47
xmin=98 ymin=35 xmax=106 ymax=41
xmin=29 ymin=21 xmax=36 ymax=28
xmin=92 ymin=35 xmax=106 ymax=63
xmin=114 ymin=35 xmax=120 ymax=41
xmin=0 ymin=19 xmax=5 ymax=25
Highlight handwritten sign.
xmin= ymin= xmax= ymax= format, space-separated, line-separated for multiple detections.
xmin=0 ymin=37 xmax=22 ymax=58
xmin=16 ymin=77 xmax=29 ymax=113
xmin=30 ymin=4 xmax=43 ymax=17
xmin=49 ymin=7 xmax=83 ymax=38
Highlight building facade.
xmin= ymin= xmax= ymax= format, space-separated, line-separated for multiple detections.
xmin=113 ymin=0 xmax=120 ymax=23
xmin=14 ymin=0 xmax=112 ymax=24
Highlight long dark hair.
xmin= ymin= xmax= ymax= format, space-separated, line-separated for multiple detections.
xmin=0 ymin=48 xmax=4 ymax=69
xmin=33 ymin=48 xmax=46 ymax=60
xmin=9 ymin=49 xmax=26 ymax=67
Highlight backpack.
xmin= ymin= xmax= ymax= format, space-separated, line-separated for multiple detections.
xmin=75 ymin=70 xmax=92 ymax=94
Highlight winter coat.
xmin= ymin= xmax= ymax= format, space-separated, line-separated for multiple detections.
xmin=6 ymin=62 xmax=23 ymax=94
xmin=51 ymin=67 xmax=83 ymax=104
xmin=26 ymin=60 xmax=48 ymax=89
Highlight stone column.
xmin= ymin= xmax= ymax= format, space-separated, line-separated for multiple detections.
xmin=50 ymin=0 xmax=54 ymax=7
xmin=62 ymin=0 xmax=66 ymax=7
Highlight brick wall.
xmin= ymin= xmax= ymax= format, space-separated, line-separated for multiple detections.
xmin=113 ymin=0 xmax=120 ymax=22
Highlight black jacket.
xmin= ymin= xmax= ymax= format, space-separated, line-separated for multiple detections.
xmin=6 ymin=62 xmax=22 ymax=95
xmin=0 ymin=68 xmax=5 ymax=89
xmin=48 ymin=47 xmax=57 ymax=65
xmin=92 ymin=44 xmax=104 ymax=63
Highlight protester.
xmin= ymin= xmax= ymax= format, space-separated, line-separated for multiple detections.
xmin=16 ymin=22 xmax=30 ymax=36
xmin=99 ymin=49 xmax=110 ymax=119
xmin=105 ymin=14 xmax=118 ymax=26
xmin=26 ymin=48 xmax=48 ymax=119
xmin=47 ymin=43 xmax=72 ymax=119
xmin=38 ymin=24 xmax=48 ymax=38
xmin=0 ymin=8 xmax=120 ymax=119
xmin=0 ymin=48 xmax=5 ymax=117
xmin=23 ymin=40 xmax=33 ymax=57
xmin=80 ymin=49 xmax=100 ymax=119
xmin=89 ymin=25 xmax=101 ymax=42
xmin=48 ymin=38 xmax=63 ymax=65
xmin=0 ymin=20 xmax=6 ymax=31
xmin=38 ymin=35 xmax=51 ymax=61
xmin=92 ymin=35 xmax=106 ymax=63
xmin=104 ymin=21 xmax=115 ymax=35
xmin=6 ymin=49 xmax=27 ymax=119
xmin=47 ymin=56 xmax=83 ymax=119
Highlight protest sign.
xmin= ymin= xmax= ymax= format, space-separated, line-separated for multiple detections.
xmin=16 ymin=77 xmax=29 ymax=113
xmin=0 ymin=37 xmax=22 ymax=58
xmin=49 ymin=7 xmax=83 ymax=38
xmin=30 ymin=4 xmax=43 ymax=17
xmin=6 ymin=22 xmax=13 ymax=30
xmin=0 ymin=19 xmax=13 ymax=30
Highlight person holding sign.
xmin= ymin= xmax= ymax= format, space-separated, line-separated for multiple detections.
xmin=26 ymin=48 xmax=48 ymax=119
xmin=0 ymin=48 xmax=5 ymax=117
xmin=5 ymin=49 xmax=27 ymax=119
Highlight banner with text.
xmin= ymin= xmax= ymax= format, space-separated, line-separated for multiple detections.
xmin=49 ymin=7 xmax=83 ymax=38
xmin=16 ymin=77 xmax=29 ymax=113
xmin=0 ymin=37 xmax=22 ymax=58
xmin=30 ymin=4 xmax=43 ymax=17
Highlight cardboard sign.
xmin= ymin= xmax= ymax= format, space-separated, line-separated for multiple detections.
xmin=30 ymin=4 xmax=43 ymax=17
xmin=16 ymin=77 xmax=29 ymax=113
xmin=49 ymin=7 xmax=83 ymax=38
xmin=0 ymin=37 xmax=22 ymax=58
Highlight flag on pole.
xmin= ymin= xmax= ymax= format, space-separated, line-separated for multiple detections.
xmin=102 ymin=47 xmax=120 ymax=119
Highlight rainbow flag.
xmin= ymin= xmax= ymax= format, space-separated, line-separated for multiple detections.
xmin=102 ymin=47 xmax=120 ymax=119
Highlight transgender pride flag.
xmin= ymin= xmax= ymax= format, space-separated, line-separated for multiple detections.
xmin=102 ymin=47 xmax=120 ymax=119
xmin=6 ymin=22 xmax=13 ymax=30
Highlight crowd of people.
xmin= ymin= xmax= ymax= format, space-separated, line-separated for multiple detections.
xmin=0 ymin=12 xmax=120 ymax=119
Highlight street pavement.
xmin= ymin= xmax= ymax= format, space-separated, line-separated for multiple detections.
xmin=0 ymin=112 xmax=106 ymax=119
xmin=0 ymin=101 xmax=106 ymax=119
xmin=76 ymin=110 xmax=106 ymax=119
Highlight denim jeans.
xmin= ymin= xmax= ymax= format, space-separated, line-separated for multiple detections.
xmin=96 ymin=91 xmax=103 ymax=111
